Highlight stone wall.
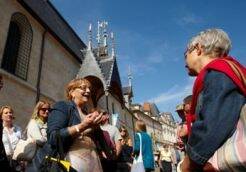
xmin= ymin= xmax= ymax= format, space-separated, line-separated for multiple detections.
xmin=0 ymin=0 xmax=81 ymax=128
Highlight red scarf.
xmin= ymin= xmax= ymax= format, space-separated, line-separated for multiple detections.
xmin=187 ymin=56 xmax=246 ymax=136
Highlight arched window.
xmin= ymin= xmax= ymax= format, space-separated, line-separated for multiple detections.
xmin=1 ymin=13 xmax=32 ymax=80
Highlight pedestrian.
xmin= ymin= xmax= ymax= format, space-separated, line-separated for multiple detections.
xmin=37 ymin=78 xmax=104 ymax=172
xmin=27 ymin=100 xmax=50 ymax=147
xmin=1 ymin=105 xmax=24 ymax=171
xmin=133 ymin=120 xmax=154 ymax=172
xmin=100 ymin=110 xmax=122 ymax=172
xmin=159 ymin=145 xmax=173 ymax=172
xmin=25 ymin=100 xmax=51 ymax=171
xmin=117 ymin=126 xmax=133 ymax=172
xmin=176 ymin=95 xmax=192 ymax=153
xmin=181 ymin=28 xmax=246 ymax=171
xmin=0 ymin=75 xmax=11 ymax=171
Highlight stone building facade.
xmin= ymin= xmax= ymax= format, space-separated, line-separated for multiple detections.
xmin=159 ymin=112 xmax=178 ymax=145
xmin=131 ymin=103 xmax=177 ymax=150
xmin=0 ymin=0 xmax=87 ymax=128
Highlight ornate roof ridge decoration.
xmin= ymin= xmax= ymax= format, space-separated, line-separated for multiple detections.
xmin=77 ymin=21 xmax=123 ymax=104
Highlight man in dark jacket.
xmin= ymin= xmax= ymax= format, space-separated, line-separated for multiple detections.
xmin=0 ymin=75 xmax=11 ymax=171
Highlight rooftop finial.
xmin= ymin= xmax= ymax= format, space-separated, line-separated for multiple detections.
xmin=88 ymin=23 xmax=92 ymax=50
xmin=128 ymin=65 xmax=132 ymax=87
xmin=102 ymin=21 xmax=108 ymax=47
xmin=97 ymin=21 xmax=101 ymax=46
xmin=111 ymin=32 xmax=115 ymax=57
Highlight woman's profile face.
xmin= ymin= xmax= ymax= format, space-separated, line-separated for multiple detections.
xmin=38 ymin=103 xmax=50 ymax=119
xmin=71 ymin=82 xmax=91 ymax=105
xmin=2 ymin=108 xmax=14 ymax=123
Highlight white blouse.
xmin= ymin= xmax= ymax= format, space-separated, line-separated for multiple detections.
xmin=2 ymin=124 xmax=22 ymax=156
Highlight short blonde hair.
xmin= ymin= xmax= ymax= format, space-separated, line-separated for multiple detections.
xmin=135 ymin=120 xmax=147 ymax=132
xmin=187 ymin=28 xmax=231 ymax=57
xmin=31 ymin=100 xmax=51 ymax=120
xmin=0 ymin=105 xmax=14 ymax=118
xmin=65 ymin=78 xmax=91 ymax=100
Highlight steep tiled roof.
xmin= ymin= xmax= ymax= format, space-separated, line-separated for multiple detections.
xmin=102 ymin=58 xmax=123 ymax=103
xmin=79 ymin=48 xmax=124 ymax=103
xmin=122 ymin=86 xmax=132 ymax=95
xmin=99 ymin=59 xmax=114 ymax=83
xmin=18 ymin=0 xmax=86 ymax=62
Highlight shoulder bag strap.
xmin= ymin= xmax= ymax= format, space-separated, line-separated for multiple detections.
xmin=137 ymin=133 xmax=143 ymax=159
xmin=222 ymin=59 xmax=246 ymax=88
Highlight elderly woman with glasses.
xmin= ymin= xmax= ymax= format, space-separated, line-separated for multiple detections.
xmin=181 ymin=28 xmax=246 ymax=171
xmin=46 ymin=78 xmax=104 ymax=172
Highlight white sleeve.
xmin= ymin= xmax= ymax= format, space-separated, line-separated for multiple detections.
xmin=27 ymin=120 xmax=47 ymax=146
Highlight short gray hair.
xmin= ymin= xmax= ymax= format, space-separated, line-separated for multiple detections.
xmin=187 ymin=28 xmax=232 ymax=57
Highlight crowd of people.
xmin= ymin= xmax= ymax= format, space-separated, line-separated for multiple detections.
xmin=0 ymin=27 xmax=245 ymax=172
xmin=0 ymin=77 xmax=155 ymax=172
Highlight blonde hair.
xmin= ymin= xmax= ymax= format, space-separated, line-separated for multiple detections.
xmin=65 ymin=78 xmax=91 ymax=100
xmin=119 ymin=125 xmax=132 ymax=146
xmin=0 ymin=105 xmax=14 ymax=118
xmin=31 ymin=100 xmax=50 ymax=120
xmin=187 ymin=28 xmax=231 ymax=57
xmin=135 ymin=120 xmax=147 ymax=132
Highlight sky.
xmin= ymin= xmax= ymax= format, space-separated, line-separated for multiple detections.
xmin=50 ymin=0 xmax=246 ymax=121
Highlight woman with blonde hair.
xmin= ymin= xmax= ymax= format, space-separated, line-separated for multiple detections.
xmin=117 ymin=126 xmax=133 ymax=172
xmin=119 ymin=126 xmax=132 ymax=147
xmin=0 ymin=76 xmax=11 ymax=171
xmin=1 ymin=105 xmax=22 ymax=171
xmin=25 ymin=100 xmax=51 ymax=171
xmin=27 ymin=100 xmax=51 ymax=147
xmin=133 ymin=120 xmax=154 ymax=172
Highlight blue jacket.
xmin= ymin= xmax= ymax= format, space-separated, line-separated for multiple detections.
xmin=187 ymin=71 xmax=246 ymax=165
xmin=47 ymin=100 xmax=81 ymax=153
xmin=30 ymin=101 xmax=107 ymax=171
xmin=133 ymin=132 xmax=154 ymax=170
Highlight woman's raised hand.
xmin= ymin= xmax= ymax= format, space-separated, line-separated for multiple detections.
xmin=83 ymin=111 xmax=103 ymax=127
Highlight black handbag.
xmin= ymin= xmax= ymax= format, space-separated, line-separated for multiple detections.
xmin=39 ymin=132 xmax=77 ymax=172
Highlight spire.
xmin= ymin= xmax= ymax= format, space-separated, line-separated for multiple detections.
xmin=128 ymin=65 xmax=132 ymax=87
xmin=96 ymin=21 xmax=101 ymax=46
xmin=88 ymin=23 xmax=92 ymax=50
xmin=102 ymin=21 xmax=108 ymax=47
xmin=111 ymin=32 xmax=115 ymax=57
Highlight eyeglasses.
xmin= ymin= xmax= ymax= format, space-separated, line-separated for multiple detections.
xmin=184 ymin=44 xmax=198 ymax=58
xmin=76 ymin=85 xmax=90 ymax=91
xmin=40 ymin=108 xmax=51 ymax=112
xmin=121 ymin=130 xmax=126 ymax=132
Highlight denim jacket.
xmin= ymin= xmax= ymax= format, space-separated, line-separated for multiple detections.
xmin=47 ymin=100 xmax=81 ymax=153
xmin=187 ymin=70 xmax=245 ymax=165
